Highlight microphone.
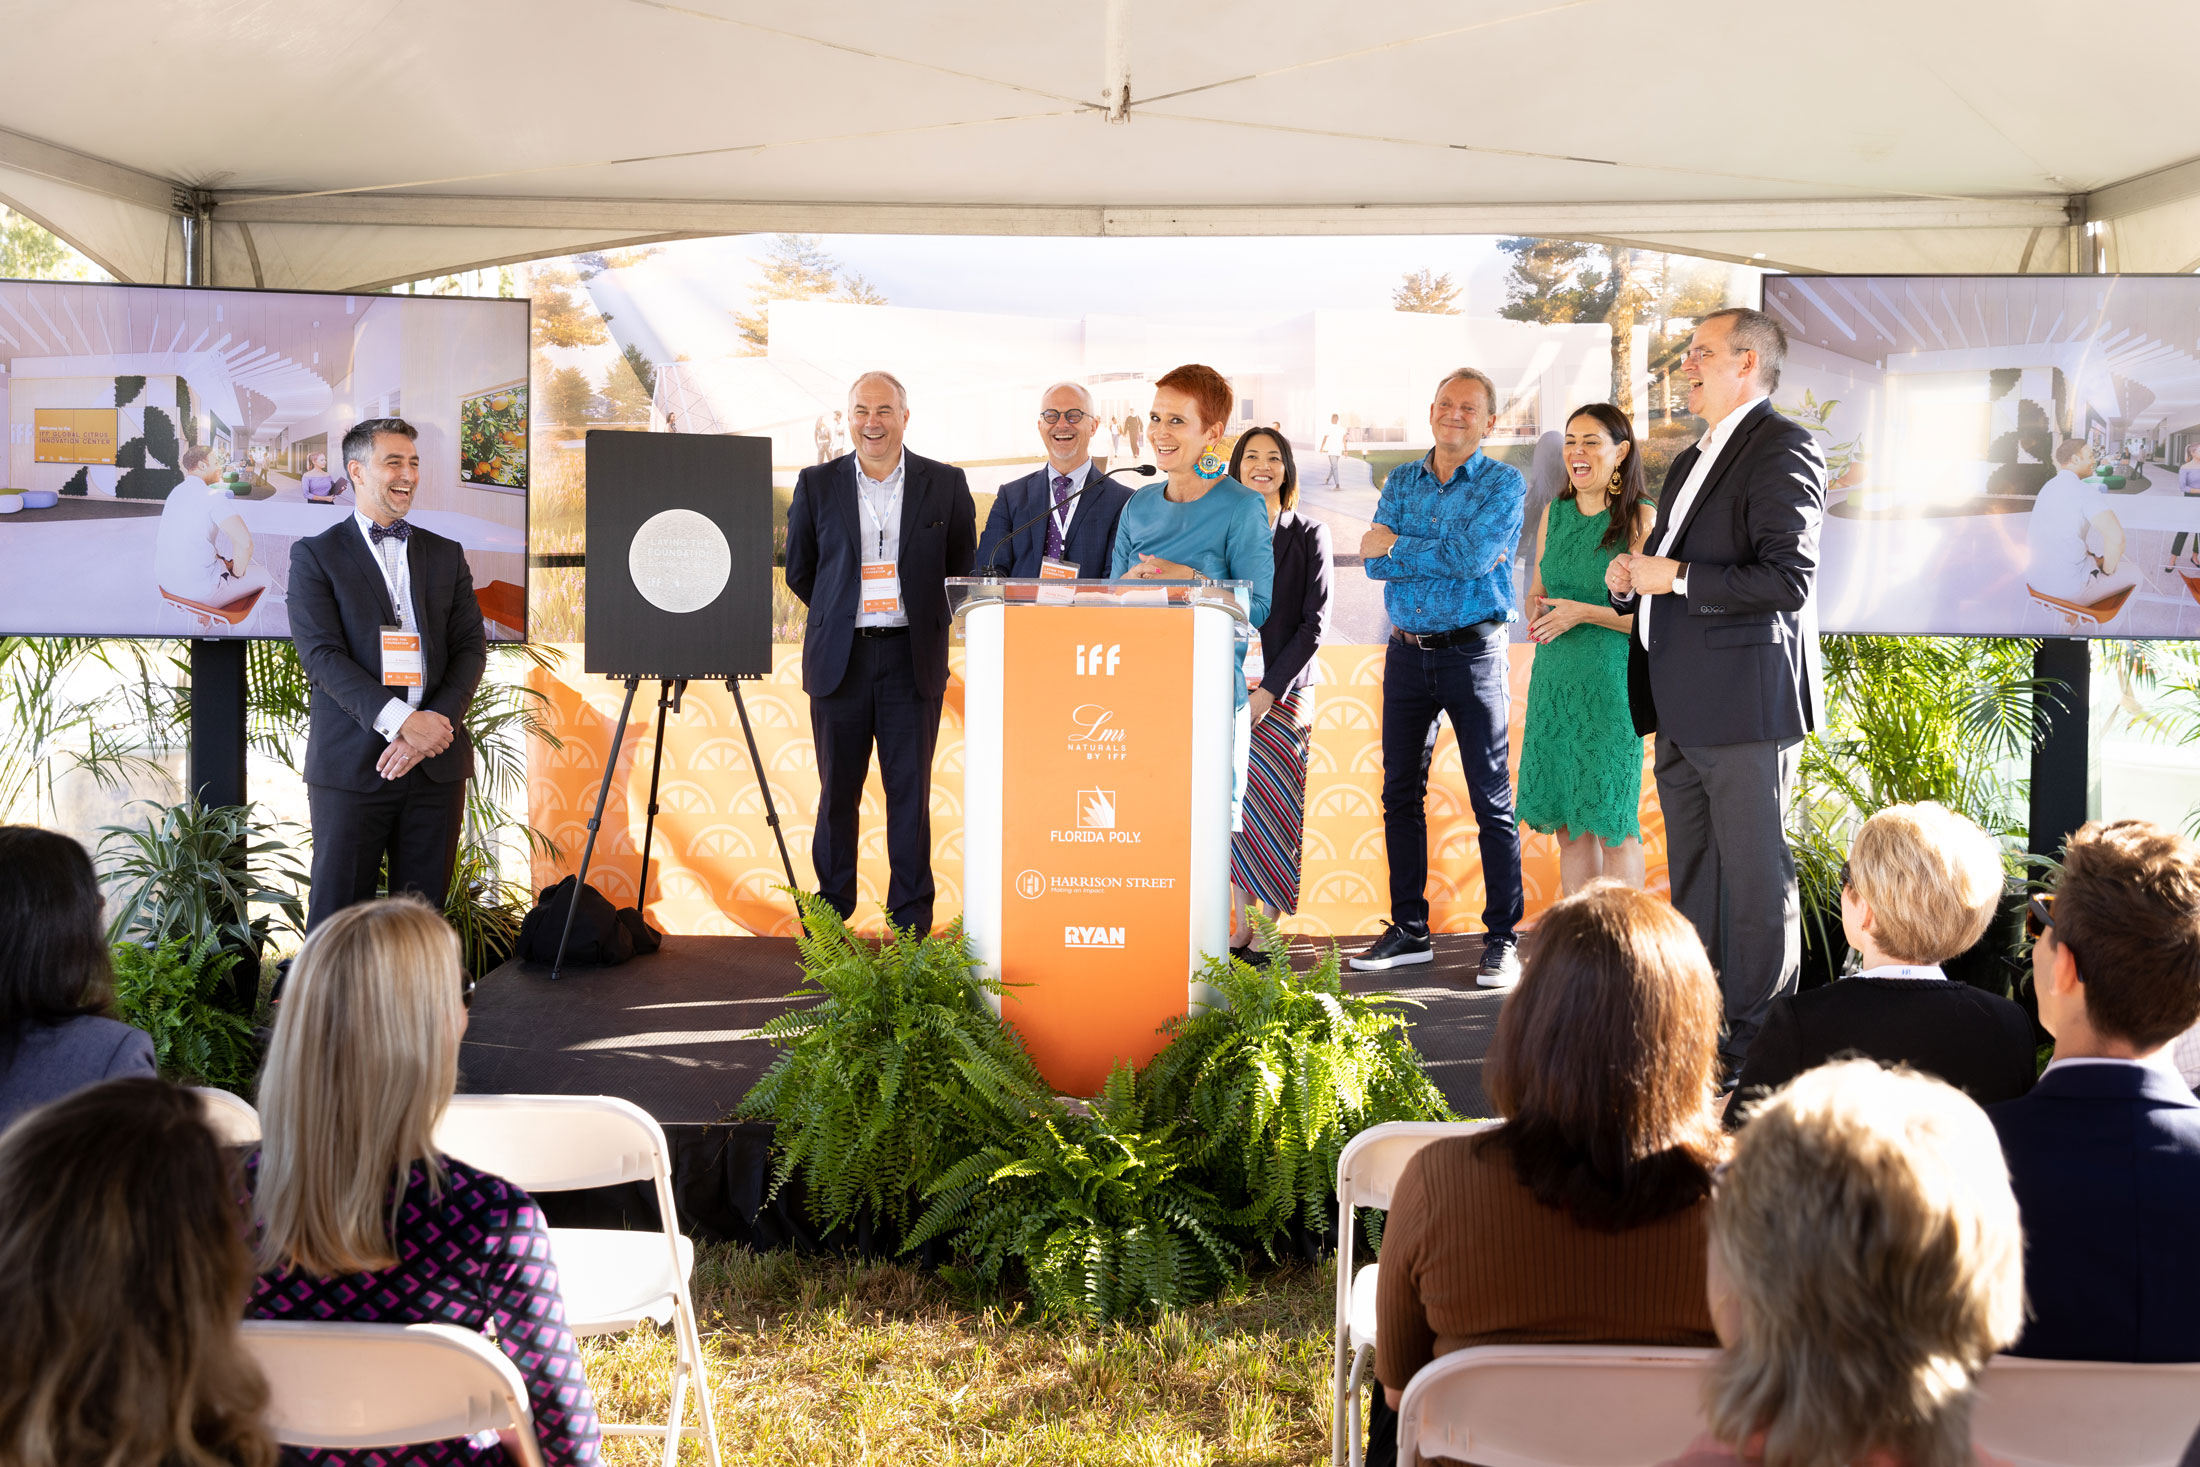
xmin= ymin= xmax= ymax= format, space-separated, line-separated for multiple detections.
xmin=980 ymin=464 xmax=1157 ymax=576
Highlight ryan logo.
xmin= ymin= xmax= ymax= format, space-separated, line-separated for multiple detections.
xmin=1064 ymin=925 xmax=1126 ymax=949
xmin=1075 ymin=643 xmax=1122 ymax=676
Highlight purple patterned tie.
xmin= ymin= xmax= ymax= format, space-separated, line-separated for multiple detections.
xmin=1045 ymin=473 xmax=1073 ymax=561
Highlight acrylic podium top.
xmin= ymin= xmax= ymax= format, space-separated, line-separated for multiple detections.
xmin=946 ymin=577 xmax=1254 ymax=633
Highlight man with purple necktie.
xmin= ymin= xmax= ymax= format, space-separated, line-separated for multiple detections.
xmin=975 ymin=381 xmax=1135 ymax=579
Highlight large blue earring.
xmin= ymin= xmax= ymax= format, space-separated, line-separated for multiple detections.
xmin=1195 ymin=446 xmax=1227 ymax=480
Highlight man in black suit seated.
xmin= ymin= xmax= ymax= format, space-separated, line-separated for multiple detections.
xmin=287 ymin=417 xmax=487 ymax=931
xmin=1992 ymin=819 xmax=2200 ymax=1361
xmin=785 ymin=371 xmax=976 ymax=934
xmin=974 ymin=381 xmax=1133 ymax=579
xmin=1731 ymin=801 xmax=2034 ymax=1122
xmin=1606 ymin=307 xmax=1827 ymax=1080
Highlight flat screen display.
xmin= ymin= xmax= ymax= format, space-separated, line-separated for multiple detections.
xmin=0 ymin=279 xmax=530 ymax=640
xmin=1764 ymin=274 xmax=2200 ymax=638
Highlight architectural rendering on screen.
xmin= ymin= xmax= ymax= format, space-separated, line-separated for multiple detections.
xmin=1766 ymin=274 xmax=2200 ymax=638
xmin=0 ymin=281 xmax=530 ymax=640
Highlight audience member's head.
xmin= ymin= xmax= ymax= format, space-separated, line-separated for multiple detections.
xmin=1708 ymin=1061 xmax=2022 ymax=1467
xmin=1844 ymin=801 xmax=2004 ymax=967
xmin=0 ymin=1077 xmax=273 ymax=1467
xmin=1483 ymin=881 xmax=1726 ymax=1228
xmin=0 ymin=826 xmax=115 ymax=1041
xmin=2035 ymin=819 xmax=2200 ymax=1057
xmin=254 ymin=896 xmax=465 ymax=1276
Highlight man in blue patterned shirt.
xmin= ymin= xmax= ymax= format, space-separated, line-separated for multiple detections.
xmin=1348 ymin=368 xmax=1527 ymax=984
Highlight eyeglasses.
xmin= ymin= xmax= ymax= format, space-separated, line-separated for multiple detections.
xmin=1039 ymin=409 xmax=1093 ymax=425
xmin=1680 ymin=346 xmax=1721 ymax=365
xmin=2025 ymin=894 xmax=2055 ymax=940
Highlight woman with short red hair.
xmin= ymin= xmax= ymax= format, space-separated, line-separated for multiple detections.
xmin=1110 ymin=364 xmax=1275 ymax=862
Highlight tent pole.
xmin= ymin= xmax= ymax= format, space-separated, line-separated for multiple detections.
xmin=182 ymin=189 xmax=250 ymax=814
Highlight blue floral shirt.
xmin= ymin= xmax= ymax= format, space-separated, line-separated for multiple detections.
xmin=1364 ymin=448 xmax=1526 ymax=635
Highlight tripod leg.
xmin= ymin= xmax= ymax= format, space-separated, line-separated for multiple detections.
xmin=550 ymin=675 xmax=640 ymax=982
xmin=635 ymin=678 xmax=680 ymax=918
xmin=728 ymin=678 xmax=802 ymax=897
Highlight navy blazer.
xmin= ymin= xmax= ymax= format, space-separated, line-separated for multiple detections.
xmin=0 ymin=1016 xmax=156 ymax=1132
xmin=1612 ymin=400 xmax=1827 ymax=746
xmin=974 ymin=463 xmax=1132 ymax=579
xmin=1258 ymin=509 xmax=1332 ymax=696
xmin=1992 ymin=1061 xmax=2200 ymax=1361
xmin=288 ymin=519 xmax=486 ymax=794
xmin=784 ymin=451 xmax=977 ymax=702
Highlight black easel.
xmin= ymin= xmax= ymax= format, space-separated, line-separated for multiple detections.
xmin=548 ymin=673 xmax=799 ymax=981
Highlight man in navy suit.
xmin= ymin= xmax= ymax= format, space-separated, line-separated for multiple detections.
xmin=288 ymin=418 xmax=487 ymax=931
xmin=975 ymin=381 xmax=1133 ymax=578
xmin=1992 ymin=818 xmax=2200 ymax=1361
xmin=785 ymin=371 xmax=976 ymax=934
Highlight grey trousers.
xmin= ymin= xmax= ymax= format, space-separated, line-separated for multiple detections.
xmin=1653 ymin=733 xmax=1802 ymax=1077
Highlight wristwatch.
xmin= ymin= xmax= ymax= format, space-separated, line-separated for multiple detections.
xmin=1672 ymin=562 xmax=1689 ymax=596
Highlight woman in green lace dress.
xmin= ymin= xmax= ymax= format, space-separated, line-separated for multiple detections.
xmin=1517 ymin=403 xmax=1655 ymax=893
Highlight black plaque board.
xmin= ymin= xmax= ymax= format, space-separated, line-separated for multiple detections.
xmin=584 ymin=431 xmax=773 ymax=679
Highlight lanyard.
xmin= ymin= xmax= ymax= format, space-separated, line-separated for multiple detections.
xmin=858 ymin=469 xmax=901 ymax=561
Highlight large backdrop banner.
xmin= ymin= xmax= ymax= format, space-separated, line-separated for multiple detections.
xmin=529 ymin=642 xmax=1668 ymax=939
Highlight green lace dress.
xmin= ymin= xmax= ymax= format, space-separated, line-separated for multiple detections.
xmin=1516 ymin=499 xmax=1643 ymax=846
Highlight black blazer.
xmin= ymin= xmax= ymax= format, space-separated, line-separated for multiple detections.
xmin=1258 ymin=509 xmax=1332 ymax=697
xmin=975 ymin=463 xmax=1133 ymax=579
xmin=288 ymin=519 xmax=486 ymax=794
xmin=784 ymin=451 xmax=977 ymax=702
xmin=1729 ymin=977 xmax=2036 ymax=1126
xmin=1614 ymin=401 xmax=1826 ymax=746
xmin=1993 ymin=1062 xmax=2200 ymax=1362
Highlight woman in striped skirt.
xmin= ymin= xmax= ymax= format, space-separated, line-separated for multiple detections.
xmin=1229 ymin=427 xmax=1334 ymax=959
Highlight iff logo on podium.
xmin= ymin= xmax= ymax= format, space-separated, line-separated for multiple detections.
xmin=1076 ymin=643 xmax=1121 ymax=675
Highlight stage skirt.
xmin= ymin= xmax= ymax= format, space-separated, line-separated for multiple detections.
xmin=1230 ymin=687 xmax=1312 ymax=912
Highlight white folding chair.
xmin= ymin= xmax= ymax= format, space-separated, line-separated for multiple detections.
xmin=192 ymin=1086 xmax=260 ymax=1146
xmin=1973 ymin=1356 xmax=2200 ymax=1467
xmin=1332 ymin=1120 xmax=1499 ymax=1467
xmin=435 ymin=1093 xmax=722 ymax=1467
xmin=1395 ymin=1343 xmax=1716 ymax=1467
xmin=241 ymin=1320 xmax=548 ymax=1467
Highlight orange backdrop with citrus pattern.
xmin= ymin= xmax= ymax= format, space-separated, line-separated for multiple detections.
xmin=528 ymin=643 xmax=1668 ymax=938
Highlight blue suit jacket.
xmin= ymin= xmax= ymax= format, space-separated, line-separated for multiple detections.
xmin=1991 ymin=1061 xmax=2200 ymax=1361
xmin=974 ymin=464 xmax=1133 ymax=579
xmin=784 ymin=451 xmax=976 ymax=701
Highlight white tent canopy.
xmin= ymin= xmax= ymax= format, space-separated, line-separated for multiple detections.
xmin=3 ymin=0 xmax=2195 ymax=290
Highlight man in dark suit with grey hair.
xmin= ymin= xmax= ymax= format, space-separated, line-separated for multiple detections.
xmin=288 ymin=417 xmax=487 ymax=931
xmin=1607 ymin=307 xmax=1827 ymax=1078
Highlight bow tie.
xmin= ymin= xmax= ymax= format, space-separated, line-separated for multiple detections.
xmin=369 ymin=519 xmax=413 ymax=545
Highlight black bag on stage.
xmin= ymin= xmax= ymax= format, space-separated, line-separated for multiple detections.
xmin=516 ymin=876 xmax=660 ymax=967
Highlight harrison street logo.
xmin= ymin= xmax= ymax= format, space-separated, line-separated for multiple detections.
xmin=1064 ymin=925 xmax=1126 ymax=948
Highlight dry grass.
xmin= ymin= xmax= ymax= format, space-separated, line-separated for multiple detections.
xmin=578 ymin=1244 xmax=1338 ymax=1466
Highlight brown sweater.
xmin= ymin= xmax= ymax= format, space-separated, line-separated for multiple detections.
xmin=1375 ymin=1131 xmax=1718 ymax=1391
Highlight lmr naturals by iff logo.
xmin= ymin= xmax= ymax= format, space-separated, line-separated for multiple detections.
xmin=1065 ymin=924 xmax=1126 ymax=949
xmin=1075 ymin=643 xmax=1121 ymax=676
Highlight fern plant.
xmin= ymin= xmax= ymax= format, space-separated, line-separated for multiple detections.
xmin=906 ymin=1064 xmax=1238 ymax=1323
xmin=1140 ymin=916 xmax=1453 ymax=1260
xmin=109 ymin=935 xmax=259 ymax=1092
xmin=738 ymin=892 xmax=1051 ymax=1238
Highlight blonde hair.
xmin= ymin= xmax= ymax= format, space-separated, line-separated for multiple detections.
xmin=1848 ymin=801 xmax=2003 ymax=964
xmin=253 ymin=897 xmax=464 ymax=1275
xmin=0 ymin=1078 xmax=274 ymax=1467
xmin=1709 ymin=1061 xmax=2024 ymax=1467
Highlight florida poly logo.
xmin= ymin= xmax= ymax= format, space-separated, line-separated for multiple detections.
xmin=1065 ymin=925 xmax=1126 ymax=948
xmin=1077 ymin=789 xmax=1116 ymax=829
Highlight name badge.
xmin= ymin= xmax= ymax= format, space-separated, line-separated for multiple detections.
xmin=1037 ymin=556 xmax=1078 ymax=605
xmin=860 ymin=560 xmax=902 ymax=617
xmin=380 ymin=626 xmax=424 ymax=688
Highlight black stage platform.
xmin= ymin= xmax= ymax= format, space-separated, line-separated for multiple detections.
xmin=461 ymin=933 xmax=1502 ymax=1246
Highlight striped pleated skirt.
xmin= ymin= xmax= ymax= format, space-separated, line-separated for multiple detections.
xmin=1229 ymin=687 xmax=1313 ymax=912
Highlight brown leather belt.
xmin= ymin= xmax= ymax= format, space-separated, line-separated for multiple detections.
xmin=1391 ymin=618 xmax=1504 ymax=650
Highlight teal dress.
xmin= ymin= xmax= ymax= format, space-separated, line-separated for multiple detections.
xmin=1516 ymin=499 xmax=1642 ymax=846
xmin=1108 ymin=475 xmax=1274 ymax=709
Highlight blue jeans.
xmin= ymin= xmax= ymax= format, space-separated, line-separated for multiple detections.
xmin=1380 ymin=631 xmax=1524 ymax=940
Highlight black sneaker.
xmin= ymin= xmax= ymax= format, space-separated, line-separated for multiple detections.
xmin=1477 ymin=937 xmax=1522 ymax=989
xmin=1349 ymin=920 xmax=1433 ymax=971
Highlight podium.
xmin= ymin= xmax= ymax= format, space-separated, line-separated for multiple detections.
xmin=951 ymin=577 xmax=1253 ymax=1094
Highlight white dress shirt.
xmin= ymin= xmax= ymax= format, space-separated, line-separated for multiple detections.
xmin=854 ymin=452 xmax=909 ymax=629
xmin=1639 ymin=393 xmax=1769 ymax=648
xmin=1043 ymin=458 xmax=1092 ymax=545
xmin=2041 ymin=1050 xmax=2184 ymax=1081
xmin=1855 ymin=963 xmax=1947 ymax=981
xmin=354 ymin=509 xmax=423 ymax=740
